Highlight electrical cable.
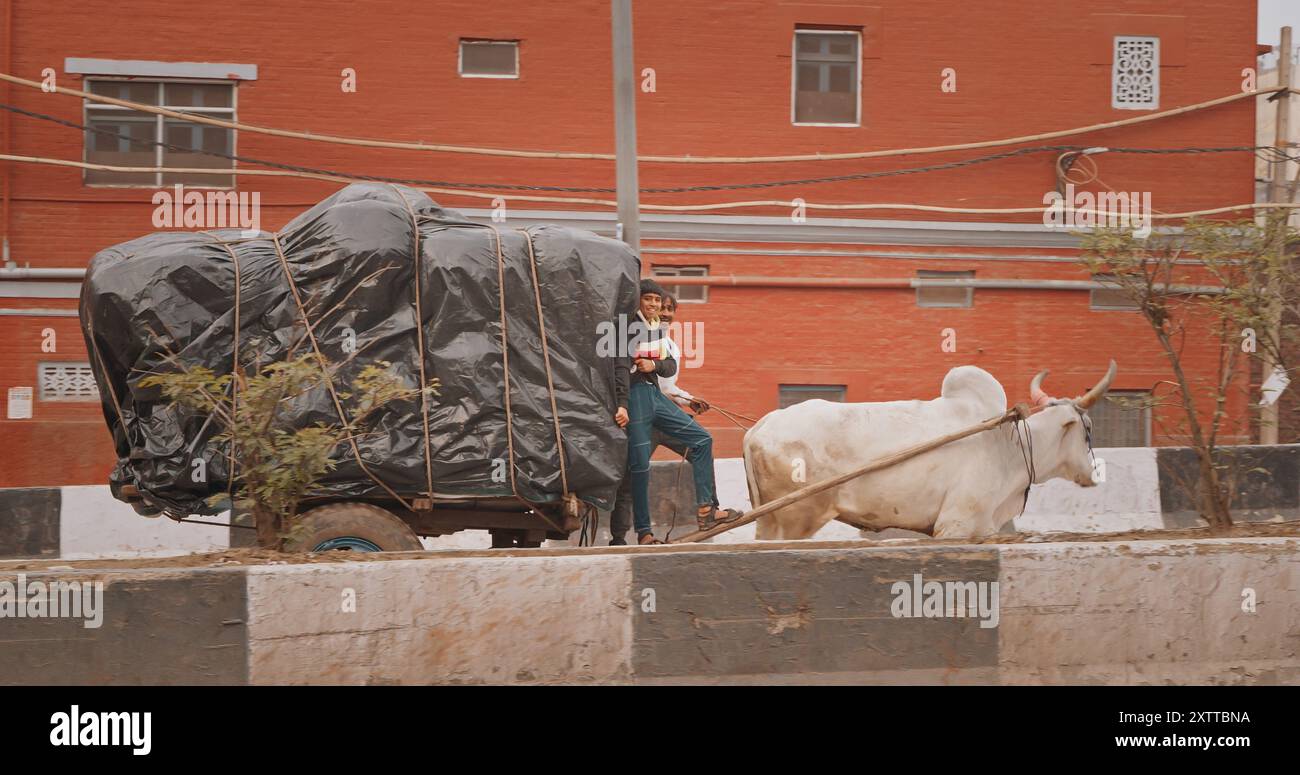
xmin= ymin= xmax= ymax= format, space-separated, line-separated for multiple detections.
xmin=0 ymin=70 xmax=1290 ymax=164
xmin=7 ymin=102 xmax=1295 ymax=194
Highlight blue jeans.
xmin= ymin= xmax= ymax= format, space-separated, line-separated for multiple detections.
xmin=623 ymin=381 xmax=716 ymax=537
xmin=609 ymin=428 xmax=718 ymax=544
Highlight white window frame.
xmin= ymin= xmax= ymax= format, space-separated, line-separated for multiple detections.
xmin=791 ymin=29 xmax=862 ymax=127
xmin=652 ymin=265 xmax=709 ymax=303
xmin=1111 ymin=35 xmax=1160 ymax=111
xmin=82 ymin=77 xmax=238 ymax=189
xmin=458 ymin=39 xmax=520 ymax=79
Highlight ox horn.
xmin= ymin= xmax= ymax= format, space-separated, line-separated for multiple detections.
xmin=1029 ymin=369 xmax=1051 ymax=405
xmin=1074 ymin=360 xmax=1118 ymax=409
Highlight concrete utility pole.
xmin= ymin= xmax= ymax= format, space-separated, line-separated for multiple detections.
xmin=1270 ymin=27 xmax=1293 ymax=218
xmin=1262 ymin=26 xmax=1293 ymax=445
xmin=610 ymin=0 xmax=641 ymax=255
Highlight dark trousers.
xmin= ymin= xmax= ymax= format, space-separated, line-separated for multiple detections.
xmin=610 ymin=382 xmax=718 ymax=543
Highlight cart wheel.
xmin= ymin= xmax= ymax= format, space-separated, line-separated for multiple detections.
xmin=284 ymin=503 xmax=424 ymax=553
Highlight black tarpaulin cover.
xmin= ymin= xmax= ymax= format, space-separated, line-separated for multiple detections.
xmin=80 ymin=184 xmax=640 ymax=516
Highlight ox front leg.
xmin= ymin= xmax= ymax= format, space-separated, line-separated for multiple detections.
xmin=931 ymin=508 xmax=996 ymax=541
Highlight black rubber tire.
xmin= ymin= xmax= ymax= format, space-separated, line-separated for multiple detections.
xmin=284 ymin=503 xmax=424 ymax=553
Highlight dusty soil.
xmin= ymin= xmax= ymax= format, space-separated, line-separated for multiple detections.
xmin=2 ymin=520 xmax=1298 ymax=573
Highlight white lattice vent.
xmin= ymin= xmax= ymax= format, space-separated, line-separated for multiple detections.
xmin=1112 ymin=36 xmax=1160 ymax=110
xmin=39 ymin=362 xmax=100 ymax=402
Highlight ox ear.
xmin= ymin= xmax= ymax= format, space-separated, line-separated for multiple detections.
xmin=1074 ymin=360 xmax=1118 ymax=409
xmin=1029 ymin=369 xmax=1052 ymax=406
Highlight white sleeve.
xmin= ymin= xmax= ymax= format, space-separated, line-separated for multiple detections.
xmin=660 ymin=372 xmax=694 ymax=404
xmin=658 ymin=337 xmax=693 ymax=404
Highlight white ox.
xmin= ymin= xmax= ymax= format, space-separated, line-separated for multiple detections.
xmin=742 ymin=362 xmax=1117 ymax=540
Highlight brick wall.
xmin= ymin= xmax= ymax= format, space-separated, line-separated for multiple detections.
xmin=0 ymin=0 xmax=1261 ymax=486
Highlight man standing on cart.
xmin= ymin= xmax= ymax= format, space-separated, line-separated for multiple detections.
xmin=609 ymin=279 xmax=743 ymax=545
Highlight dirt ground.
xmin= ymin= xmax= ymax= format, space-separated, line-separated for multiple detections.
xmin=3 ymin=519 xmax=1298 ymax=572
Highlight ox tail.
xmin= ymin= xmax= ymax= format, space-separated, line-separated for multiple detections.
xmin=741 ymin=425 xmax=764 ymax=511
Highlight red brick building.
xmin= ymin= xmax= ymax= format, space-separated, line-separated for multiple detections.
xmin=0 ymin=0 xmax=1265 ymax=488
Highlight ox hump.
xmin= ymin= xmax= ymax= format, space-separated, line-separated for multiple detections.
xmin=939 ymin=366 xmax=1007 ymax=414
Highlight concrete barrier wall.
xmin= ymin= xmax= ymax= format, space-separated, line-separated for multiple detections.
xmin=1 ymin=537 xmax=1295 ymax=685
xmin=996 ymin=540 xmax=1300 ymax=684
xmin=246 ymin=555 xmax=633 ymax=684
xmin=0 ymin=486 xmax=229 ymax=560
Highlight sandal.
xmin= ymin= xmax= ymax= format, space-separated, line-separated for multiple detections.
xmin=638 ymin=533 xmax=665 ymax=545
xmin=697 ymin=505 xmax=745 ymax=531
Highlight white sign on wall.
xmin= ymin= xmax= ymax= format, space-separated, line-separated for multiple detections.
xmin=1260 ymin=366 xmax=1291 ymax=407
xmin=7 ymin=386 xmax=33 ymax=419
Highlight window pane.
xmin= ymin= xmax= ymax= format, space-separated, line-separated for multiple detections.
xmin=796 ymin=63 xmax=820 ymax=92
xmin=828 ymin=36 xmax=855 ymax=56
xmin=88 ymin=81 xmax=159 ymax=105
xmin=827 ymin=63 xmax=855 ymax=93
xmin=1090 ymin=276 xmax=1138 ymax=310
xmin=1089 ymin=391 xmax=1150 ymax=447
xmin=796 ymin=34 xmax=822 ymax=54
xmin=85 ymin=113 xmax=156 ymax=185
xmin=162 ymin=121 xmax=234 ymax=186
xmin=653 ymin=265 xmax=708 ymax=303
xmin=795 ymin=90 xmax=856 ymax=123
xmin=917 ymin=286 xmax=970 ymax=307
xmin=1090 ymin=288 xmax=1137 ymax=309
xmin=164 ymin=82 xmax=233 ymax=108
xmin=461 ymin=41 xmax=518 ymax=76
xmin=779 ymin=384 xmax=846 ymax=410
xmin=917 ymin=271 xmax=974 ymax=308
xmin=164 ymin=121 xmax=232 ymax=154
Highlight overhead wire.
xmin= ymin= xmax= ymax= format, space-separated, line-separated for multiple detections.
xmin=6 ymin=152 xmax=1299 ymax=219
xmin=0 ymin=70 xmax=1292 ymax=164
xmin=5 ymin=102 xmax=1295 ymax=194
